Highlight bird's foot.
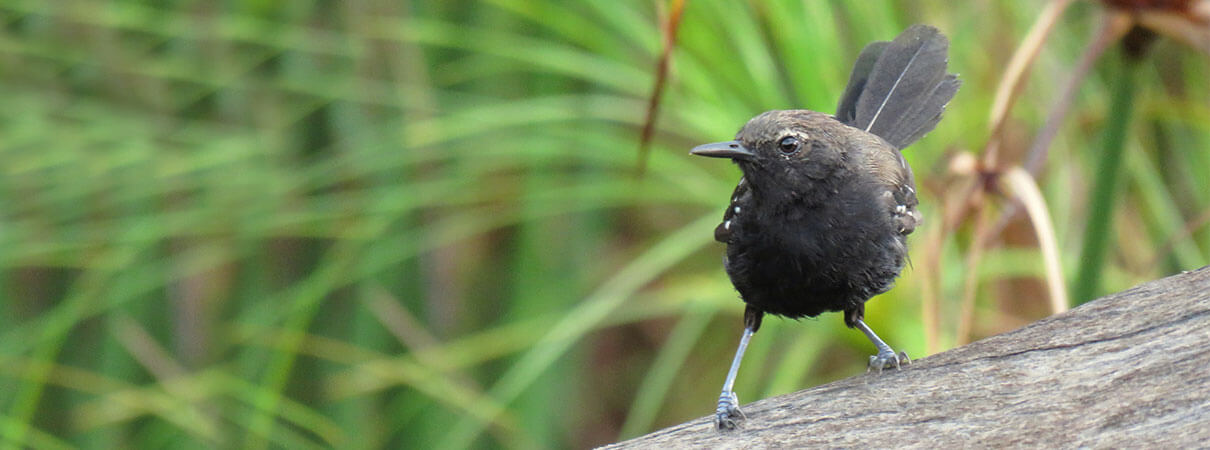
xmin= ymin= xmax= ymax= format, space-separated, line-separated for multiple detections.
xmin=867 ymin=349 xmax=910 ymax=373
xmin=714 ymin=391 xmax=745 ymax=431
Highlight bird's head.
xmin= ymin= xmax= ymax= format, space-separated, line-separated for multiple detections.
xmin=692 ymin=110 xmax=869 ymax=195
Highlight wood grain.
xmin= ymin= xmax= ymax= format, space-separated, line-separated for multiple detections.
xmin=608 ymin=266 xmax=1210 ymax=448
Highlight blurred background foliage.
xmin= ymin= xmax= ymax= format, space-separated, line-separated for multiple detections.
xmin=1 ymin=0 xmax=1208 ymax=448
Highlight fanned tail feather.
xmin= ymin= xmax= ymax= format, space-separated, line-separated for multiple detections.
xmin=837 ymin=24 xmax=959 ymax=150
xmin=835 ymin=41 xmax=888 ymax=125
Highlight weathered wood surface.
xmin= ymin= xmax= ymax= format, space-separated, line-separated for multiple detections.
xmin=608 ymin=266 xmax=1210 ymax=449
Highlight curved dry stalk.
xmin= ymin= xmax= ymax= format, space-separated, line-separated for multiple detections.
xmin=986 ymin=0 xmax=1076 ymax=163
xmin=1025 ymin=12 xmax=1134 ymax=175
xmin=919 ymin=220 xmax=944 ymax=354
xmin=983 ymin=11 xmax=1135 ymax=270
xmin=920 ymin=167 xmax=983 ymax=353
xmin=1132 ymin=0 xmax=1210 ymax=55
xmin=1003 ymin=167 xmax=1069 ymax=314
xmin=957 ymin=205 xmax=994 ymax=345
xmin=947 ymin=11 xmax=1137 ymax=345
xmin=922 ymin=1 xmax=1074 ymax=350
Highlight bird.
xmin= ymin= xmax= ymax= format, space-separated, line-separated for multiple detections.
xmin=690 ymin=24 xmax=959 ymax=431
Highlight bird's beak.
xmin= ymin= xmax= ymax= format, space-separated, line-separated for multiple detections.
xmin=690 ymin=140 xmax=754 ymax=160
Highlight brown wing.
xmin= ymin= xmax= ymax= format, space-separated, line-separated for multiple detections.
xmin=714 ymin=177 xmax=750 ymax=243
xmin=864 ymin=145 xmax=922 ymax=236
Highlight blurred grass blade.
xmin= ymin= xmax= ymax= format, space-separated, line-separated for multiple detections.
xmin=1073 ymin=53 xmax=1141 ymax=305
xmin=618 ymin=301 xmax=713 ymax=439
xmin=0 ymin=415 xmax=72 ymax=450
xmin=440 ymin=213 xmax=718 ymax=448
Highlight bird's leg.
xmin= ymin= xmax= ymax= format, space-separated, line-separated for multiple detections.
xmin=854 ymin=318 xmax=910 ymax=372
xmin=715 ymin=325 xmax=753 ymax=431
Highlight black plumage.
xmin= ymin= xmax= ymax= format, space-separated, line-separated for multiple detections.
xmin=691 ymin=24 xmax=959 ymax=431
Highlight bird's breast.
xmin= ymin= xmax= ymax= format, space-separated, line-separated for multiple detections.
xmin=723 ymin=187 xmax=908 ymax=315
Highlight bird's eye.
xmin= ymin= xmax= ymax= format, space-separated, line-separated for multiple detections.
xmin=778 ymin=136 xmax=800 ymax=154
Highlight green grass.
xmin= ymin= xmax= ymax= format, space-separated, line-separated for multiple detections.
xmin=1073 ymin=51 xmax=1139 ymax=304
xmin=1 ymin=1 xmax=1208 ymax=448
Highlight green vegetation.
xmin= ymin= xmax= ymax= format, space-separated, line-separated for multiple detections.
xmin=1 ymin=1 xmax=1207 ymax=448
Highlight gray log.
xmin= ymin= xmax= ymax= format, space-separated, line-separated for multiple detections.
xmin=608 ymin=266 xmax=1210 ymax=448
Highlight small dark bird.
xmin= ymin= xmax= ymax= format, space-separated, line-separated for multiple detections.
xmin=691 ymin=24 xmax=959 ymax=431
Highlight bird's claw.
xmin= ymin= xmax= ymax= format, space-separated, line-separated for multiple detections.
xmin=714 ymin=391 xmax=745 ymax=431
xmin=867 ymin=349 xmax=910 ymax=373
